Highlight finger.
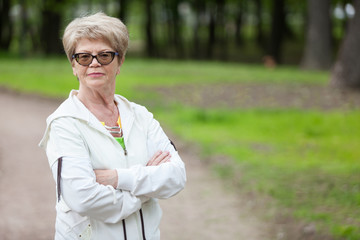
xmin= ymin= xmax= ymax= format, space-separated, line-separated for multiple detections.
xmin=159 ymin=155 xmax=171 ymax=164
xmin=148 ymin=150 xmax=163 ymax=165
xmin=146 ymin=151 xmax=161 ymax=166
xmin=152 ymin=151 xmax=170 ymax=166
xmin=147 ymin=152 xmax=167 ymax=166
xmin=147 ymin=150 xmax=165 ymax=166
xmin=153 ymin=155 xmax=171 ymax=166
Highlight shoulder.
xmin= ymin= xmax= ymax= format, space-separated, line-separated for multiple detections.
xmin=39 ymin=93 xmax=86 ymax=148
xmin=46 ymin=91 xmax=90 ymax=128
xmin=48 ymin=99 xmax=83 ymax=122
xmin=51 ymin=116 xmax=81 ymax=131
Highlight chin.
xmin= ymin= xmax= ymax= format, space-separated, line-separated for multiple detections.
xmin=85 ymin=79 xmax=108 ymax=88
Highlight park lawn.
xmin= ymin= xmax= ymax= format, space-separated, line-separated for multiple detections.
xmin=0 ymin=57 xmax=328 ymax=98
xmin=155 ymin=107 xmax=360 ymax=239
xmin=0 ymin=57 xmax=358 ymax=239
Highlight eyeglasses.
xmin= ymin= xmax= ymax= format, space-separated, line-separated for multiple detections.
xmin=72 ymin=51 xmax=119 ymax=66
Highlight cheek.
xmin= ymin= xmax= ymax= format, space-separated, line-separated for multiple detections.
xmin=72 ymin=65 xmax=86 ymax=78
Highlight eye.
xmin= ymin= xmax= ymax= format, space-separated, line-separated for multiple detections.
xmin=79 ymin=54 xmax=91 ymax=60
xmin=98 ymin=52 xmax=112 ymax=59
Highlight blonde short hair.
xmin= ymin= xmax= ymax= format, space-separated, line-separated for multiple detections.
xmin=62 ymin=12 xmax=129 ymax=62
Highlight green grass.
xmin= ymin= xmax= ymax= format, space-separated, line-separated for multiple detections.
xmin=0 ymin=57 xmax=328 ymax=98
xmin=1 ymin=57 xmax=359 ymax=239
xmin=154 ymin=107 xmax=360 ymax=239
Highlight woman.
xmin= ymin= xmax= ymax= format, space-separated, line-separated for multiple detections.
xmin=39 ymin=12 xmax=186 ymax=240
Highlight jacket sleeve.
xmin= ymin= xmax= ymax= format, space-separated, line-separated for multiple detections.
xmin=116 ymin=106 xmax=186 ymax=199
xmin=47 ymin=118 xmax=146 ymax=224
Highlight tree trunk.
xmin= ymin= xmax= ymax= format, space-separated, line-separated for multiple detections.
xmin=301 ymin=0 xmax=332 ymax=70
xmin=192 ymin=0 xmax=205 ymax=59
xmin=0 ymin=0 xmax=12 ymax=50
xmin=234 ymin=0 xmax=244 ymax=46
xmin=118 ymin=0 xmax=129 ymax=23
xmin=145 ymin=0 xmax=156 ymax=57
xmin=330 ymin=0 xmax=360 ymax=88
xmin=267 ymin=0 xmax=286 ymax=64
xmin=207 ymin=3 xmax=216 ymax=59
xmin=19 ymin=0 xmax=29 ymax=54
xmin=216 ymin=0 xmax=227 ymax=60
xmin=41 ymin=0 xmax=63 ymax=55
xmin=175 ymin=2 xmax=184 ymax=58
xmin=254 ymin=0 xmax=264 ymax=48
xmin=168 ymin=0 xmax=184 ymax=58
xmin=339 ymin=0 xmax=350 ymax=36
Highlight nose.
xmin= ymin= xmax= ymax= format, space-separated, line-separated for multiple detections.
xmin=89 ymin=56 xmax=101 ymax=67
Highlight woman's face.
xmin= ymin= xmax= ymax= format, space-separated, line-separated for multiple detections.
xmin=72 ymin=38 xmax=122 ymax=92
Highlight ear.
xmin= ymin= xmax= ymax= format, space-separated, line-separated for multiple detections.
xmin=72 ymin=62 xmax=77 ymax=77
xmin=116 ymin=57 xmax=125 ymax=75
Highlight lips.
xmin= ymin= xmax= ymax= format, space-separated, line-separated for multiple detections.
xmin=88 ymin=72 xmax=105 ymax=77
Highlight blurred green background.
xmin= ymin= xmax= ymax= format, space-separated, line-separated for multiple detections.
xmin=1 ymin=0 xmax=360 ymax=239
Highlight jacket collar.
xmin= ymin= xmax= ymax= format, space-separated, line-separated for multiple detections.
xmin=39 ymin=90 xmax=135 ymax=147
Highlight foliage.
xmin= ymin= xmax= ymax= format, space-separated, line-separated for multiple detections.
xmin=0 ymin=0 xmax=354 ymax=64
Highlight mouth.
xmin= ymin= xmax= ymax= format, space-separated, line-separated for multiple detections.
xmin=88 ymin=72 xmax=105 ymax=77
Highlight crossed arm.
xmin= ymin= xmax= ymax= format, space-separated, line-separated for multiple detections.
xmin=47 ymin=110 xmax=186 ymax=223
xmin=94 ymin=150 xmax=172 ymax=188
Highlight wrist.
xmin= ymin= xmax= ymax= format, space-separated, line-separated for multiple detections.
xmin=112 ymin=169 xmax=118 ymax=189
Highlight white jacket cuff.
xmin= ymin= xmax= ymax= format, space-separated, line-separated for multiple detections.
xmin=116 ymin=167 xmax=136 ymax=191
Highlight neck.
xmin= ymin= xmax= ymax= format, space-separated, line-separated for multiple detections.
xmin=77 ymin=86 xmax=118 ymax=125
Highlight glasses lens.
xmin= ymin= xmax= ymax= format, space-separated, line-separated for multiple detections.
xmin=74 ymin=52 xmax=116 ymax=66
xmin=97 ymin=52 xmax=114 ymax=65
xmin=76 ymin=53 xmax=92 ymax=66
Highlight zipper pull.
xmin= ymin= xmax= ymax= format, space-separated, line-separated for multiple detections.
xmin=116 ymin=137 xmax=127 ymax=156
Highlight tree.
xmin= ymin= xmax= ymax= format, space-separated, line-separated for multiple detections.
xmin=19 ymin=0 xmax=29 ymax=54
xmin=191 ymin=0 xmax=206 ymax=59
xmin=40 ymin=0 xmax=64 ymax=54
xmin=206 ymin=0 xmax=227 ymax=59
xmin=331 ymin=0 xmax=360 ymax=88
xmin=145 ymin=0 xmax=156 ymax=57
xmin=234 ymin=0 xmax=245 ymax=46
xmin=254 ymin=0 xmax=264 ymax=48
xmin=301 ymin=0 xmax=332 ymax=70
xmin=267 ymin=0 xmax=286 ymax=63
xmin=207 ymin=1 xmax=216 ymax=58
xmin=118 ymin=0 xmax=129 ymax=23
xmin=0 ymin=0 xmax=12 ymax=50
xmin=165 ymin=0 xmax=184 ymax=58
xmin=216 ymin=0 xmax=227 ymax=60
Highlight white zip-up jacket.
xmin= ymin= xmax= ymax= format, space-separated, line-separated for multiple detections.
xmin=39 ymin=90 xmax=186 ymax=240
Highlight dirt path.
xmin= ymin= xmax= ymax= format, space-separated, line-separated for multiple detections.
xmin=0 ymin=91 xmax=56 ymax=240
xmin=0 ymin=90 xmax=274 ymax=240
xmin=148 ymin=82 xmax=360 ymax=110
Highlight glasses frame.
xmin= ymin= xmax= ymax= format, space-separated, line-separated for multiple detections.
xmin=72 ymin=51 xmax=119 ymax=66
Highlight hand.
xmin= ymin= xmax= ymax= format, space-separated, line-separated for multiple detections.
xmin=147 ymin=150 xmax=171 ymax=166
xmin=94 ymin=169 xmax=118 ymax=189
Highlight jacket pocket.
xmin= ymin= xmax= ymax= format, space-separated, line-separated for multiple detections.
xmin=74 ymin=221 xmax=92 ymax=240
xmin=56 ymin=205 xmax=93 ymax=240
